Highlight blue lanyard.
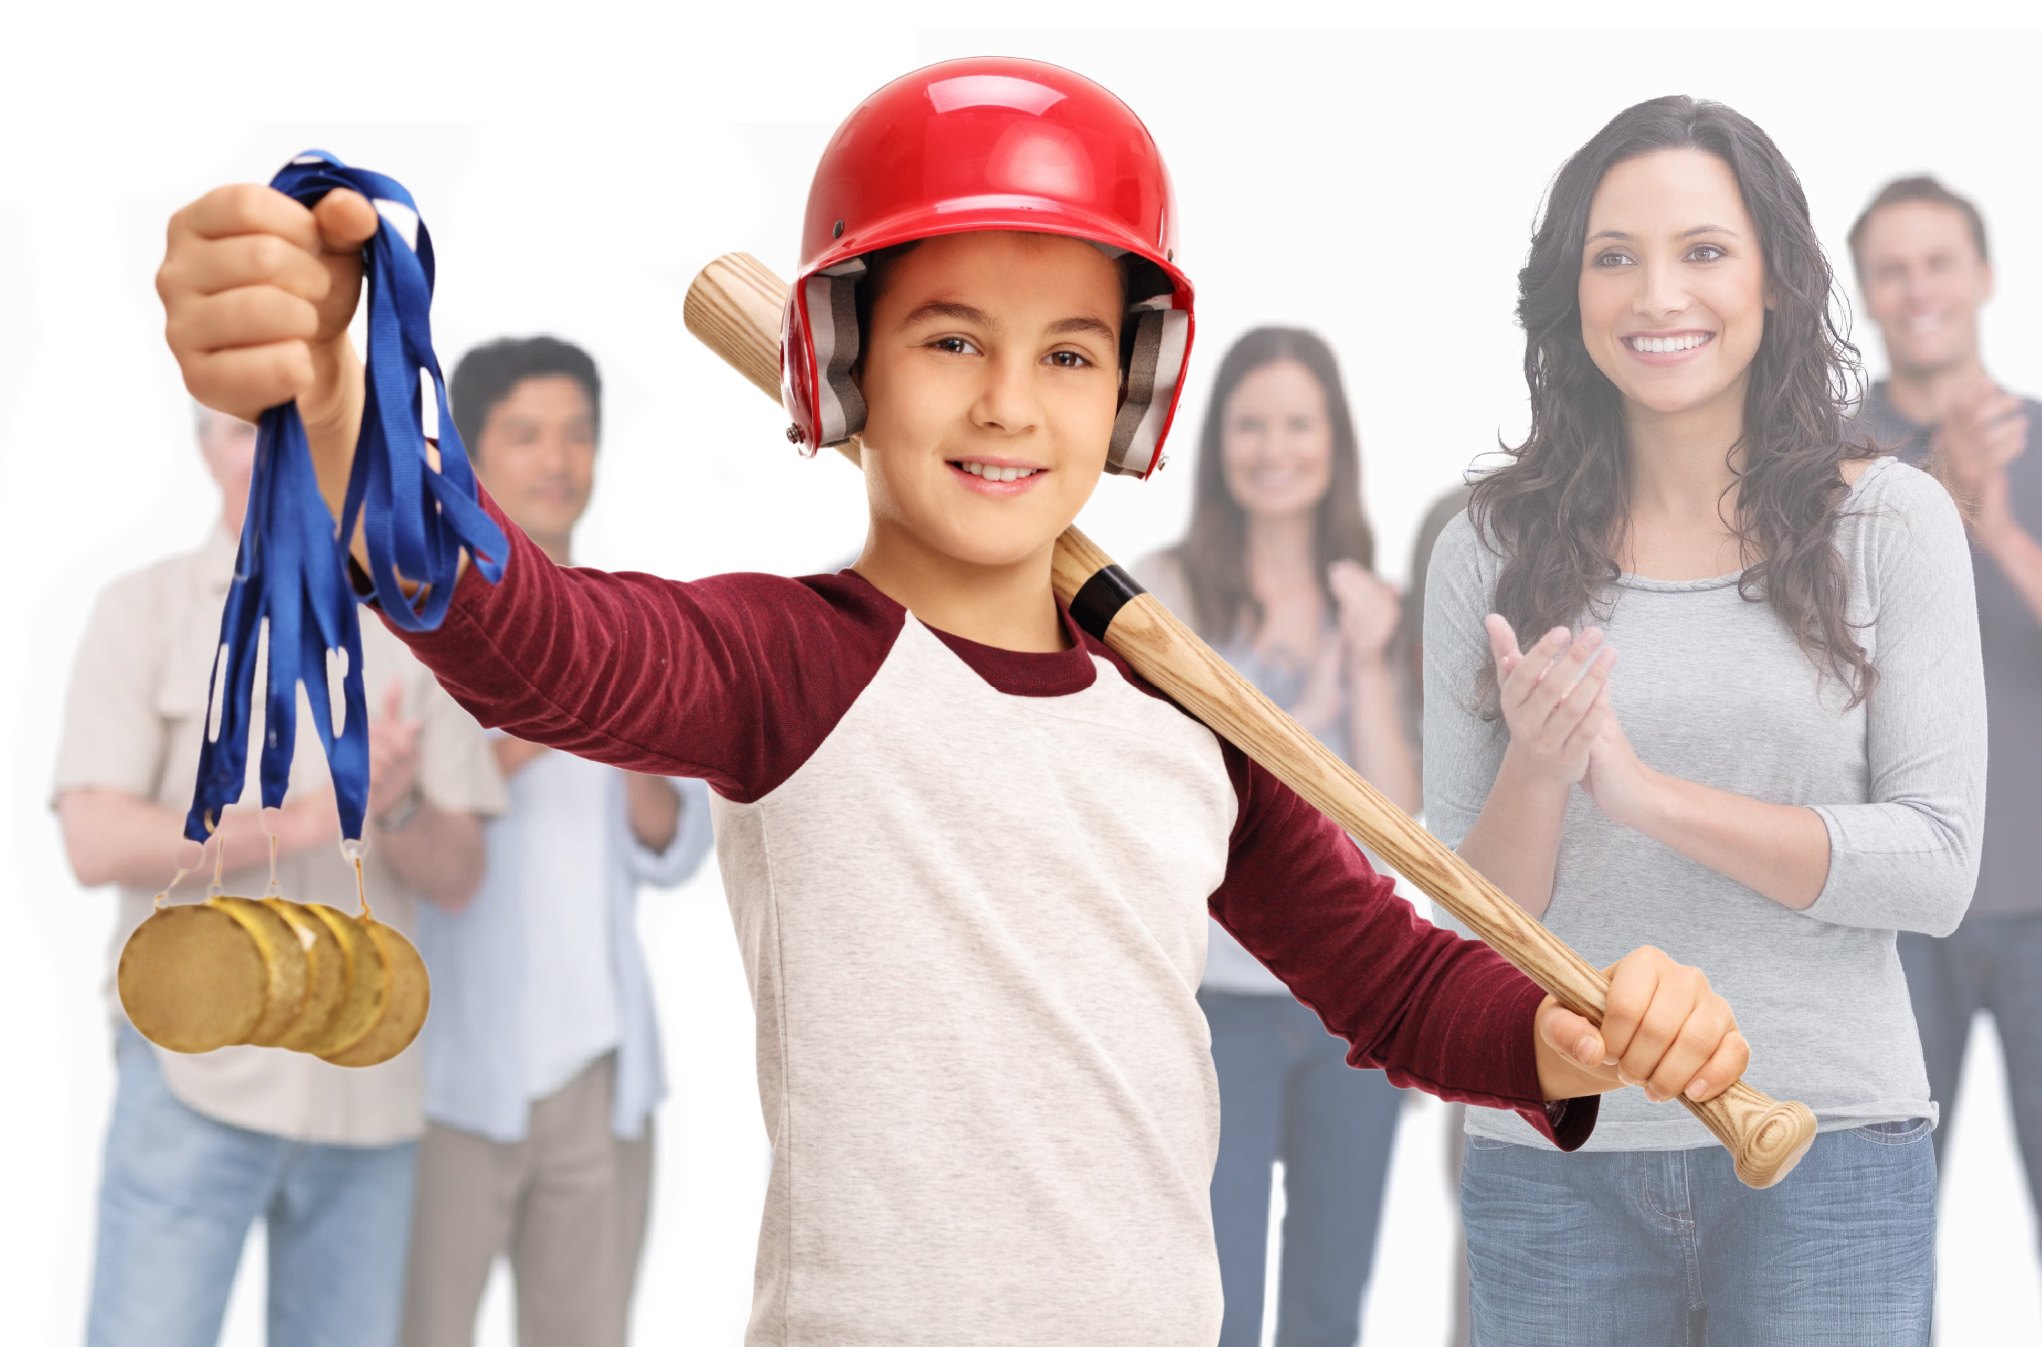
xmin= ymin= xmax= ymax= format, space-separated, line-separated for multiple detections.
xmin=184 ymin=151 xmax=507 ymax=845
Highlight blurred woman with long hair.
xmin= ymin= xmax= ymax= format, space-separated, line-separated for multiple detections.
xmin=1141 ymin=326 xmax=1415 ymax=1347
xmin=1423 ymin=96 xmax=1985 ymax=1343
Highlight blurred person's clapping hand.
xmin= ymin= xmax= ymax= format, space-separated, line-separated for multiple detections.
xmin=1934 ymin=372 xmax=2030 ymax=534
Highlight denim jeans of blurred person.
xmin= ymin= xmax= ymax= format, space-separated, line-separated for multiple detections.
xmin=85 ymin=1026 xmax=418 ymax=1347
xmin=1203 ymin=988 xmax=1404 ymax=1347
xmin=1901 ymin=914 xmax=2042 ymax=1232
xmin=1461 ymin=1119 xmax=1936 ymax=1347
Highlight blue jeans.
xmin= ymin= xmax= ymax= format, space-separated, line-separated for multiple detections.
xmin=85 ymin=1028 xmax=419 ymax=1347
xmin=1202 ymin=988 xmax=1404 ymax=1347
xmin=1460 ymin=1122 xmax=1936 ymax=1347
xmin=1900 ymin=914 xmax=2042 ymax=1233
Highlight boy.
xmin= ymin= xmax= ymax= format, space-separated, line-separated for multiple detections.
xmin=155 ymin=57 xmax=1748 ymax=1345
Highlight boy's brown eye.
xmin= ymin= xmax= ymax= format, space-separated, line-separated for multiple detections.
xmin=1048 ymin=350 xmax=1090 ymax=369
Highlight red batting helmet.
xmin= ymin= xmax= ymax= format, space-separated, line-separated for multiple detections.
xmin=780 ymin=57 xmax=1195 ymax=479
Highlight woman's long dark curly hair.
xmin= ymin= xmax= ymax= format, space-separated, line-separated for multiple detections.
xmin=1470 ymin=95 xmax=1879 ymax=711
xmin=1170 ymin=327 xmax=1375 ymax=644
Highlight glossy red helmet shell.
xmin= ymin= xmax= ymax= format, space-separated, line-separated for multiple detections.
xmin=781 ymin=57 xmax=1195 ymax=479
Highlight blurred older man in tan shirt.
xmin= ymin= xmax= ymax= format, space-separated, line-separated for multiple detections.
xmin=53 ymin=405 xmax=505 ymax=1347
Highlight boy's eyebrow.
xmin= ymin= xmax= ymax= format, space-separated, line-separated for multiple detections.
xmin=1588 ymin=225 xmax=1741 ymax=243
xmin=1047 ymin=315 xmax=1119 ymax=343
xmin=899 ymin=300 xmax=993 ymax=328
xmin=896 ymin=302 xmax=1118 ymax=344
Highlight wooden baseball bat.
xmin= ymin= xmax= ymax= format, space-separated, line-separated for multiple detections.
xmin=683 ymin=251 xmax=1817 ymax=1189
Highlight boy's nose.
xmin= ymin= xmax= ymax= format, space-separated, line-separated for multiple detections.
xmin=971 ymin=355 xmax=1042 ymax=434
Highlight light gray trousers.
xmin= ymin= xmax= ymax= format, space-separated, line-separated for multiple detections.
xmin=400 ymin=1055 xmax=653 ymax=1347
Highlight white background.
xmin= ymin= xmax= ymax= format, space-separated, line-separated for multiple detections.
xmin=4 ymin=8 xmax=2040 ymax=1343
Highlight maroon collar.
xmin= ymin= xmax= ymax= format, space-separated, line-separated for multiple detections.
xmin=837 ymin=569 xmax=1099 ymax=698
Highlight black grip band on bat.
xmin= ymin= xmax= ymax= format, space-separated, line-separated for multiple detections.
xmin=1069 ymin=565 xmax=1146 ymax=641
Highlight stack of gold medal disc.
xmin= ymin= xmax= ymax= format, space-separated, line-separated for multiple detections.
xmin=118 ymin=892 xmax=428 ymax=1069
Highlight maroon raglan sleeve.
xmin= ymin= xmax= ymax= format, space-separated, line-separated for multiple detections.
xmin=1209 ymin=746 xmax=1597 ymax=1149
xmin=372 ymin=488 xmax=897 ymax=802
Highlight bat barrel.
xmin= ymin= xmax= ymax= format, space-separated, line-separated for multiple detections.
xmin=682 ymin=252 xmax=784 ymax=402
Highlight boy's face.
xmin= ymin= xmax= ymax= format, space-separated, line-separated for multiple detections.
xmin=856 ymin=231 xmax=1124 ymax=572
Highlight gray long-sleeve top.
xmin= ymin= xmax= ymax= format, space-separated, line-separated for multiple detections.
xmin=1423 ymin=458 xmax=1986 ymax=1151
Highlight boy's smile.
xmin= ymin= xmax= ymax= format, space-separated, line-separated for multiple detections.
xmin=949 ymin=454 xmax=1051 ymax=495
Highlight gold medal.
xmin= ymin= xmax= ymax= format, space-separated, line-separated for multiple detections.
xmin=206 ymin=895 xmax=309 ymax=1047
xmin=263 ymin=897 xmax=347 ymax=1052
xmin=299 ymin=900 xmax=390 ymax=1057
xmin=117 ymin=903 xmax=268 ymax=1053
xmin=119 ymin=817 xmax=430 ymax=1065
xmin=315 ymin=916 xmax=429 ymax=1069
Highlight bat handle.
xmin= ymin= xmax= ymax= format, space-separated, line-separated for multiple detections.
xmin=1681 ymin=1081 xmax=1817 ymax=1188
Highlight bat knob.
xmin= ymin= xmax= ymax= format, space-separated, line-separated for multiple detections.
xmin=1725 ymin=1089 xmax=1819 ymax=1190
xmin=1683 ymin=1078 xmax=1817 ymax=1188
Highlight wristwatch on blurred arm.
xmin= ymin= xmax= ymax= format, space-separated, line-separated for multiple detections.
xmin=374 ymin=788 xmax=423 ymax=834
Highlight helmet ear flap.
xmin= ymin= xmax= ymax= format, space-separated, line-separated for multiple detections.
xmin=1106 ymin=304 xmax=1192 ymax=479
xmin=805 ymin=256 xmax=869 ymax=448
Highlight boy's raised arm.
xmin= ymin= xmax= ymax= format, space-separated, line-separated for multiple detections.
xmin=373 ymin=494 xmax=846 ymax=798
xmin=157 ymin=181 xmax=850 ymax=802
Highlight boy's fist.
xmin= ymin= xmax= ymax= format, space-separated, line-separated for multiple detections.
xmin=157 ymin=184 xmax=379 ymax=427
xmin=1535 ymin=945 xmax=1749 ymax=1107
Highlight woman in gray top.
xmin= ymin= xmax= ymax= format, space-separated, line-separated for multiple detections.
xmin=1142 ymin=327 xmax=1416 ymax=1347
xmin=1425 ymin=98 xmax=1985 ymax=1346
